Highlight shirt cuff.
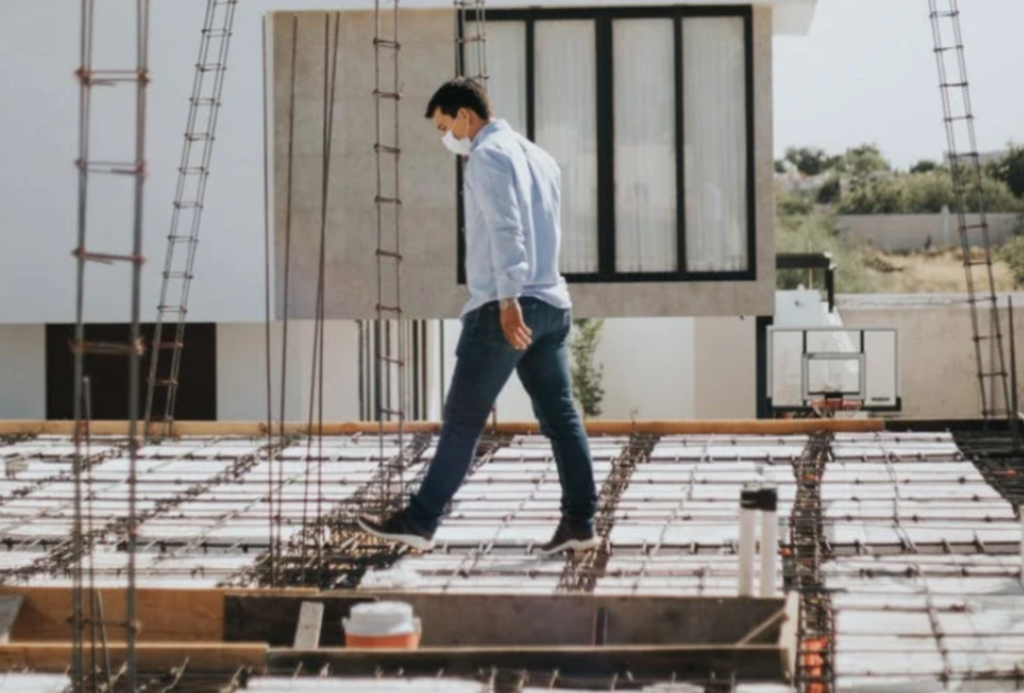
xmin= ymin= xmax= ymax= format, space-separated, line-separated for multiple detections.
xmin=496 ymin=278 xmax=522 ymax=302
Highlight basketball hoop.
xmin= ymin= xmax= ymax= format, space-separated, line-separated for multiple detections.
xmin=810 ymin=396 xmax=863 ymax=419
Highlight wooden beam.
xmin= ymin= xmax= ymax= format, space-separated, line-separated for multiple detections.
xmin=226 ymin=592 xmax=791 ymax=649
xmin=0 ymin=587 xmax=226 ymax=643
xmin=0 ymin=587 xmax=320 ymax=644
xmin=266 ymin=644 xmax=787 ymax=683
xmin=0 ymin=417 xmax=884 ymax=437
xmin=0 ymin=643 xmax=267 ymax=673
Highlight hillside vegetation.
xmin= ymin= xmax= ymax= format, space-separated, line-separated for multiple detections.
xmin=776 ymin=143 xmax=1024 ymax=293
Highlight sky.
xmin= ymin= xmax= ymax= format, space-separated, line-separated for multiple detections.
xmin=772 ymin=0 xmax=1024 ymax=169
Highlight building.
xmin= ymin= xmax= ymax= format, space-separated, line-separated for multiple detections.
xmin=0 ymin=0 xmax=818 ymax=424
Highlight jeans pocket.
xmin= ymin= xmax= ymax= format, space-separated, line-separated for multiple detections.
xmin=458 ymin=304 xmax=505 ymax=356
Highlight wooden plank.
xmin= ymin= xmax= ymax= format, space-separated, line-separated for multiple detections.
xmin=0 ymin=418 xmax=884 ymax=437
xmin=777 ymin=591 xmax=801 ymax=679
xmin=0 ymin=596 xmax=23 ymax=645
xmin=0 ymin=643 xmax=267 ymax=673
xmin=226 ymin=593 xmax=790 ymax=648
xmin=266 ymin=644 xmax=786 ymax=682
xmin=293 ymin=602 xmax=324 ymax=650
xmin=0 ymin=587 xmax=225 ymax=642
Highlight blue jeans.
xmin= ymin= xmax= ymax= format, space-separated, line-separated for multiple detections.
xmin=407 ymin=297 xmax=597 ymax=534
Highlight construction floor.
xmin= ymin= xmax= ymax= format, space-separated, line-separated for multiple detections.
xmin=1 ymin=427 xmax=1023 ymax=691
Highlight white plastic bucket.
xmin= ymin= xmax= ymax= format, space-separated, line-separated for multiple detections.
xmin=343 ymin=601 xmax=422 ymax=649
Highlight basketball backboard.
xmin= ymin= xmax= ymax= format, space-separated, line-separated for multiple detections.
xmin=767 ymin=327 xmax=901 ymax=414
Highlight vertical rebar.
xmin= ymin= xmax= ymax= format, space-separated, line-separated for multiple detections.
xmin=262 ymin=5 xmax=277 ymax=588
xmin=72 ymin=1 xmax=150 ymax=690
xmin=302 ymin=12 xmax=340 ymax=584
xmin=71 ymin=3 xmax=95 ymax=688
xmin=126 ymin=4 xmax=151 ymax=690
xmin=271 ymin=14 xmax=300 ymax=588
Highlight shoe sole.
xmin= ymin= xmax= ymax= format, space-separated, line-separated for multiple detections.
xmin=356 ymin=517 xmax=435 ymax=551
xmin=538 ymin=536 xmax=601 ymax=556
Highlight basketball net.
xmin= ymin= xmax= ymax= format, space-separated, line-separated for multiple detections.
xmin=810 ymin=392 xmax=863 ymax=419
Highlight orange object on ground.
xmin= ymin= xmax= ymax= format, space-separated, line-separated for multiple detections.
xmin=345 ymin=632 xmax=422 ymax=649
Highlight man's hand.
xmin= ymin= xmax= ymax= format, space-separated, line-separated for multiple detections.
xmin=500 ymin=300 xmax=532 ymax=350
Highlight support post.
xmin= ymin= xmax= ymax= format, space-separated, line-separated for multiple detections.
xmin=738 ymin=484 xmax=759 ymax=597
xmin=759 ymin=485 xmax=779 ymax=598
xmin=1009 ymin=296 xmax=1019 ymax=453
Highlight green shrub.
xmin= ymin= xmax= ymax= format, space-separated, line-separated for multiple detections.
xmin=1000 ymin=235 xmax=1024 ymax=286
xmin=776 ymin=211 xmax=879 ymax=293
xmin=569 ymin=318 xmax=605 ymax=418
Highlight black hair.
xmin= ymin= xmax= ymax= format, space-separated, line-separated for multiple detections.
xmin=424 ymin=78 xmax=491 ymax=120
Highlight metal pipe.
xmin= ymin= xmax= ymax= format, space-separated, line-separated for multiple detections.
xmin=759 ymin=485 xmax=779 ymax=598
xmin=1009 ymin=296 xmax=1019 ymax=453
xmin=738 ymin=484 xmax=759 ymax=597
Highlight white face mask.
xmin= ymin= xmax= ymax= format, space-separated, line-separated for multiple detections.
xmin=442 ymin=115 xmax=473 ymax=156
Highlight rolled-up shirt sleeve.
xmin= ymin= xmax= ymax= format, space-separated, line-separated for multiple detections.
xmin=469 ymin=149 xmax=529 ymax=300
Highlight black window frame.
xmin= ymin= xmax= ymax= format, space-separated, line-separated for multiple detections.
xmin=456 ymin=4 xmax=757 ymax=285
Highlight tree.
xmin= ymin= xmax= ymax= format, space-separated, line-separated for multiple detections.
xmin=569 ymin=318 xmax=605 ymax=418
xmin=835 ymin=177 xmax=905 ymax=214
xmin=992 ymin=144 xmax=1024 ymax=199
xmin=784 ymin=146 xmax=840 ymax=177
xmin=840 ymin=144 xmax=890 ymax=180
xmin=817 ymin=177 xmax=842 ymax=205
xmin=910 ymin=159 xmax=938 ymax=174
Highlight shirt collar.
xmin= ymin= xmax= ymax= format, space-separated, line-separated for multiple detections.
xmin=470 ymin=118 xmax=510 ymax=152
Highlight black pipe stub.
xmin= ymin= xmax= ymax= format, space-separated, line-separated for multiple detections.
xmin=740 ymin=483 xmax=778 ymax=512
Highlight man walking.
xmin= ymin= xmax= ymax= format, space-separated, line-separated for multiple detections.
xmin=358 ymin=78 xmax=599 ymax=555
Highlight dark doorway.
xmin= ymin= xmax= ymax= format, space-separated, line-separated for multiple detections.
xmin=45 ymin=323 xmax=217 ymax=421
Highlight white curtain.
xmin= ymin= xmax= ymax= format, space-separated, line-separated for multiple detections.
xmin=683 ymin=17 xmax=748 ymax=272
xmin=474 ymin=22 xmax=527 ymax=135
xmin=535 ymin=20 xmax=599 ymax=275
xmin=613 ymin=19 xmax=677 ymax=273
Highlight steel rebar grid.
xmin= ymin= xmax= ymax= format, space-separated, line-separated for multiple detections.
xmin=557 ymin=434 xmax=658 ymax=592
xmin=237 ymin=432 xmax=436 ymax=588
xmin=927 ymin=0 xmax=1010 ymax=419
xmin=71 ymin=1 xmax=151 ymax=691
xmin=788 ymin=432 xmax=835 ymax=693
xmin=144 ymin=0 xmax=237 ymax=437
xmin=74 ymin=663 xmax=250 ymax=693
xmin=10 ymin=446 xmax=265 ymax=587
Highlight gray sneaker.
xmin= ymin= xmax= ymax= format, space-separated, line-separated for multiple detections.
xmin=539 ymin=520 xmax=600 ymax=555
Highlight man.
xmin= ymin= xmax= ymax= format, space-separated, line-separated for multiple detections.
xmin=357 ymin=78 xmax=599 ymax=555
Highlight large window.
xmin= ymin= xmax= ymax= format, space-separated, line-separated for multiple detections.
xmin=458 ymin=6 xmax=755 ymax=283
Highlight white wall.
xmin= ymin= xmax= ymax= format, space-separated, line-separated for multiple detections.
xmin=221 ymin=316 xmax=710 ymax=423
xmin=694 ymin=317 xmax=756 ymax=418
xmin=217 ymin=321 xmax=361 ymax=421
xmin=437 ymin=317 xmax=702 ymax=422
xmin=0 ymin=326 xmax=46 ymax=419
